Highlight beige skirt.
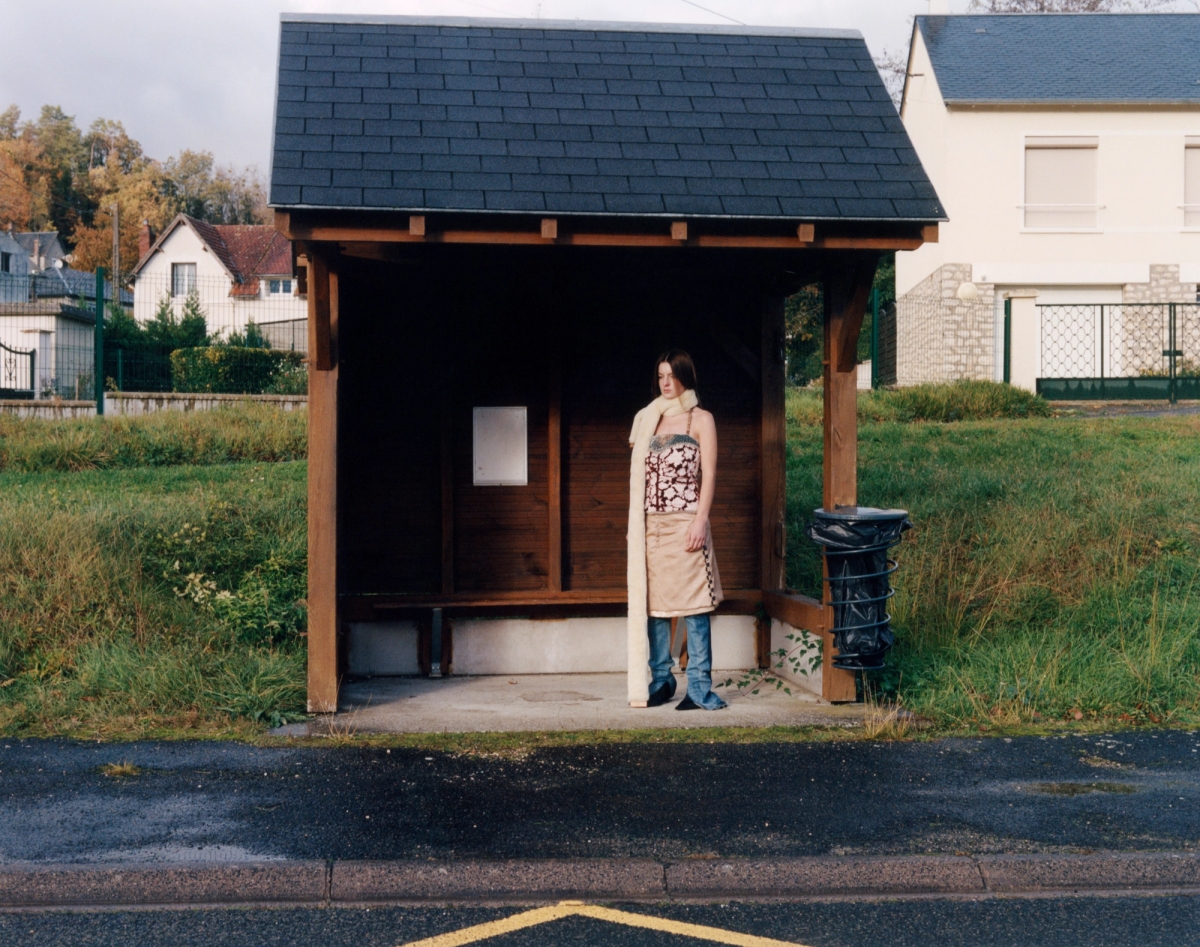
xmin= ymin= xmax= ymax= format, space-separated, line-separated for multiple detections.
xmin=645 ymin=511 xmax=724 ymax=618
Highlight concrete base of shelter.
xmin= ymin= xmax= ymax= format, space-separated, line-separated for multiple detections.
xmin=284 ymin=673 xmax=866 ymax=735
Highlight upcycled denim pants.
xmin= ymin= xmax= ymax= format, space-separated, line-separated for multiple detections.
xmin=647 ymin=615 xmax=728 ymax=710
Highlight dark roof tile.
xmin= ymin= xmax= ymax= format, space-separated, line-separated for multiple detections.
xmin=271 ymin=16 xmax=941 ymax=219
xmin=916 ymin=14 xmax=1200 ymax=105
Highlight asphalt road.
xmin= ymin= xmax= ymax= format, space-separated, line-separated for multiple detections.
xmin=5 ymin=896 xmax=1200 ymax=947
xmin=1 ymin=730 xmax=1198 ymax=863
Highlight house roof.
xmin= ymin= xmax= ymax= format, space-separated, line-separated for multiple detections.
xmin=33 ymin=267 xmax=133 ymax=306
xmin=269 ymin=14 xmax=943 ymax=222
xmin=131 ymin=215 xmax=293 ymax=295
xmin=915 ymin=14 xmax=1200 ymax=106
xmin=12 ymin=231 xmax=67 ymax=261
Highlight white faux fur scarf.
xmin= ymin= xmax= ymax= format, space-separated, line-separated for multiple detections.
xmin=626 ymin=389 xmax=699 ymax=705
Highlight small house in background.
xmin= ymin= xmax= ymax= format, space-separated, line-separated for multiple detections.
xmin=11 ymin=230 xmax=70 ymax=272
xmin=897 ymin=14 xmax=1200 ymax=397
xmin=131 ymin=215 xmax=307 ymax=352
xmin=269 ymin=13 xmax=944 ymax=712
xmin=0 ymin=236 xmax=125 ymax=399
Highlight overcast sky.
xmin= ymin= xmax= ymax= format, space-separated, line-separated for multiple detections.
xmin=0 ymin=0 xmax=973 ymax=173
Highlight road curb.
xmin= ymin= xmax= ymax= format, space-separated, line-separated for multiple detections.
xmin=0 ymin=861 xmax=328 ymax=909
xmin=2 ymin=853 xmax=1200 ymax=909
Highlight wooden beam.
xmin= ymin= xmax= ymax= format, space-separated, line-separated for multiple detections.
xmin=306 ymin=252 xmax=339 ymax=713
xmin=541 ymin=218 xmax=558 ymax=239
xmin=761 ymin=293 xmax=787 ymax=600
xmin=819 ymin=254 xmax=879 ymax=702
xmin=817 ymin=236 xmax=923 ymax=250
xmin=547 ymin=326 xmax=563 ymax=593
xmin=921 ymin=224 xmax=939 ymax=244
xmin=357 ymin=587 xmax=765 ymax=610
xmin=671 ymin=221 xmax=688 ymax=241
xmin=761 ymin=590 xmax=828 ymax=635
xmin=308 ymin=252 xmax=332 ymax=371
xmin=278 ymin=220 xmax=928 ymax=251
xmin=410 ymin=215 xmax=425 ymax=236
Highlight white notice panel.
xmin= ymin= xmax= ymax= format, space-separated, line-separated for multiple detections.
xmin=473 ymin=406 xmax=528 ymax=485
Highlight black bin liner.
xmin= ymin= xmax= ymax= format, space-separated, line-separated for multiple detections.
xmin=804 ymin=507 xmax=913 ymax=671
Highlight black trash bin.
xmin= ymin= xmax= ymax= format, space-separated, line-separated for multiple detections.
xmin=804 ymin=507 xmax=912 ymax=671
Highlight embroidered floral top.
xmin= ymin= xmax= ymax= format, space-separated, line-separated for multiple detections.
xmin=645 ymin=432 xmax=701 ymax=513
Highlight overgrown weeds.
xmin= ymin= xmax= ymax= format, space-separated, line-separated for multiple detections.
xmin=0 ymin=403 xmax=306 ymax=473
xmin=788 ymin=411 xmax=1200 ymax=733
xmin=787 ymin=380 xmax=1052 ymax=426
xmin=0 ymin=461 xmax=307 ymax=738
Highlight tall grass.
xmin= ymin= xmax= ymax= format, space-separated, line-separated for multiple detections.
xmin=787 ymin=380 xmax=1052 ymax=426
xmin=787 ymin=414 xmax=1200 ymax=729
xmin=0 ymin=462 xmax=307 ymax=737
xmin=3 ymin=395 xmax=1197 ymax=738
xmin=0 ymin=403 xmax=307 ymax=472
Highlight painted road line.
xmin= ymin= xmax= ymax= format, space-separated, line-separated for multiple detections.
xmin=394 ymin=904 xmax=577 ymax=947
xmin=395 ymin=902 xmax=812 ymax=947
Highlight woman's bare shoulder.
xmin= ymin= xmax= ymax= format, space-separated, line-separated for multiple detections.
xmin=693 ymin=407 xmax=716 ymax=429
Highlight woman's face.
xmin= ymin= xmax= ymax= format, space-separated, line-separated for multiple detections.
xmin=658 ymin=362 xmax=685 ymax=400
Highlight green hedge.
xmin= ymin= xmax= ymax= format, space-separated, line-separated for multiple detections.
xmin=170 ymin=346 xmax=306 ymax=395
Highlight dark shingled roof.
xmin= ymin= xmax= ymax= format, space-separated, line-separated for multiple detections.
xmin=269 ymin=15 xmax=943 ymax=222
xmin=916 ymin=14 xmax=1200 ymax=105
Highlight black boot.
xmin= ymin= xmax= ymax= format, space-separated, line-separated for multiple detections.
xmin=647 ymin=678 xmax=675 ymax=707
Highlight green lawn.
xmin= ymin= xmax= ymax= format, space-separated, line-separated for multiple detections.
xmin=1 ymin=393 xmax=1198 ymax=740
xmin=0 ymin=457 xmax=306 ymax=739
xmin=787 ymin=409 xmax=1200 ymax=730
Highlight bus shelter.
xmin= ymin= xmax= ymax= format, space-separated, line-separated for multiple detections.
xmin=268 ymin=14 xmax=944 ymax=712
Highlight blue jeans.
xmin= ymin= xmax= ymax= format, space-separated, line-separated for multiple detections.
xmin=648 ymin=614 xmax=727 ymax=710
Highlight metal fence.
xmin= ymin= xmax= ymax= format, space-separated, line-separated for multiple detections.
xmin=0 ymin=272 xmax=308 ymax=399
xmin=1039 ymin=303 xmax=1200 ymax=401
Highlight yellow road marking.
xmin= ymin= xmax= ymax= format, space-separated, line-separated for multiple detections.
xmin=575 ymin=905 xmax=811 ymax=947
xmin=395 ymin=901 xmax=811 ymax=947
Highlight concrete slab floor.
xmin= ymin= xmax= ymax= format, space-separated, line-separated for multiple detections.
xmin=293 ymin=673 xmax=868 ymax=734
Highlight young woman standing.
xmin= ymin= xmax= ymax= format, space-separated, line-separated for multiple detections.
xmin=626 ymin=351 xmax=726 ymax=711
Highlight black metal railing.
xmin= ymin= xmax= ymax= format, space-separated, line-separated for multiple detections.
xmin=0 ymin=337 xmax=35 ymax=399
xmin=1039 ymin=303 xmax=1200 ymax=402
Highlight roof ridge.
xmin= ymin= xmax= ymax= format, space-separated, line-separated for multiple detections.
xmin=280 ymin=13 xmax=861 ymax=39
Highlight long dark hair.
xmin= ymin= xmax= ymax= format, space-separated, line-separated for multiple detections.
xmin=654 ymin=350 xmax=699 ymax=401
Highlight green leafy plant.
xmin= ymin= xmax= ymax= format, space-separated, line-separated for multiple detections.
xmin=170 ymin=346 xmax=304 ymax=394
xmin=717 ymin=631 xmax=822 ymax=696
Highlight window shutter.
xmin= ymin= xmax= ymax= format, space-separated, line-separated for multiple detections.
xmin=1024 ymin=138 xmax=1098 ymax=229
xmin=1186 ymin=143 xmax=1200 ymax=227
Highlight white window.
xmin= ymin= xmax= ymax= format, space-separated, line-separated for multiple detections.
xmin=171 ymin=262 xmax=197 ymax=296
xmin=1185 ymin=140 xmax=1200 ymax=228
xmin=1024 ymin=137 xmax=1099 ymax=229
xmin=473 ymin=407 xmax=528 ymax=486
xmin=267 ymin=278 xmax=293 ymax=295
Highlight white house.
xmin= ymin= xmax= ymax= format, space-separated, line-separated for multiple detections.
xmin=131 ymin=215 xmax=307 ymax=352
xmin=896 ymin=13 xmax=1200 ymax=396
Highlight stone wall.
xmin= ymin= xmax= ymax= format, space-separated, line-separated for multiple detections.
xmin=1122 ymin=265 xmax=1198 ymax=304
xmin=896 ymin=264 xmax=996 ymax=385
xmin=0 ymin=391 xmax=307 ymax=419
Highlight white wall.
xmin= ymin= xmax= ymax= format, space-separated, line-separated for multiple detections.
xmin=133 ymin=224 xmax=306 ymax=336
xmin=898 ymin=27 xmax=1200 ymax=297
xmin=346 ymin=615 xmax=760 ymax=677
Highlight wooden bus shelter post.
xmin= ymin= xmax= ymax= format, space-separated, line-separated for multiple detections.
xmin=820 ymin=255 xmax=879 ymax=702
xmin=306 ymin=247 xmax=340 ymax=713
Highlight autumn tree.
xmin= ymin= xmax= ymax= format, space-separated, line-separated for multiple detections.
xmin=0 ymin=103 xmax=267 ymax=281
